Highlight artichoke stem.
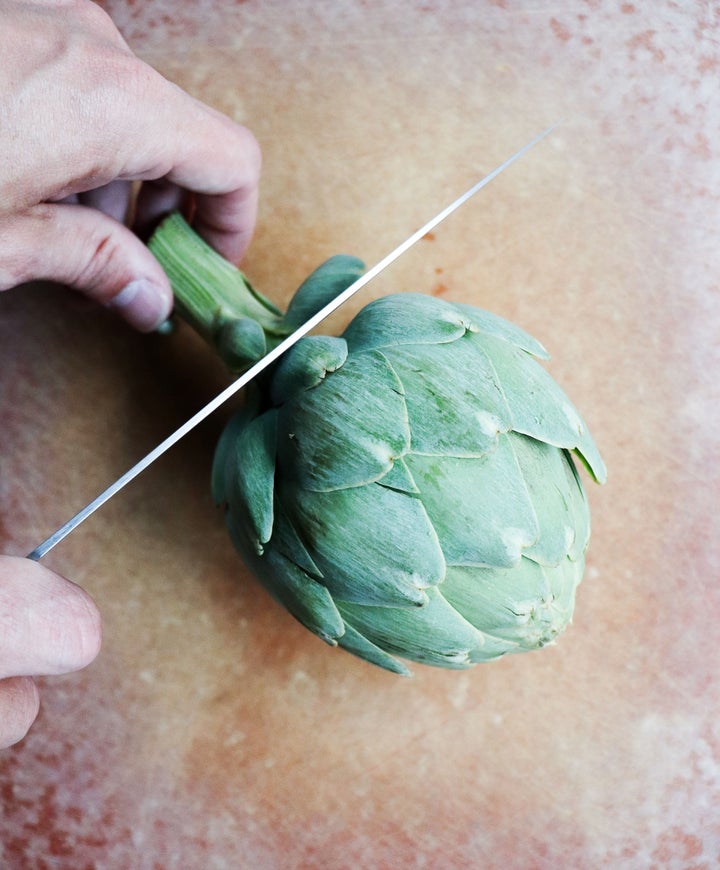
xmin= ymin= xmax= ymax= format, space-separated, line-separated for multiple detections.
xmin=148 ymin=212 xmax=286 ymax=361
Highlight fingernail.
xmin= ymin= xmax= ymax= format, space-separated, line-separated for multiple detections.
xmin=109 ymin=278 xmax=172 ymax=332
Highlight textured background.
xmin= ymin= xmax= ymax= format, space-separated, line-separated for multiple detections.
xmin=1 ymin=1 xmax=719 ymax=867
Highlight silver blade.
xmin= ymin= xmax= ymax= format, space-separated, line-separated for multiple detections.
xmin=27 ymin=123 xmax=558 ymax=561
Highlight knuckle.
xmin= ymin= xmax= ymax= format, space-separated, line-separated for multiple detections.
xmin=63 ymin=0 xmax=128 ymax=53
xmin=71 ymin=225 xmax=125 ymax=299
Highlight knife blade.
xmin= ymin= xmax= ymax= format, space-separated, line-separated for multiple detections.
xmin=27 ymin=123 xmax=558 ymax=561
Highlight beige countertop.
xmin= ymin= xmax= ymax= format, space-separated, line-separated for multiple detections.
xmin=1 ymin=1 xmax=718 ymax=867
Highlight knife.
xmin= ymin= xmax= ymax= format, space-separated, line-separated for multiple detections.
xmin=27 ymin=123 xmax=558 ymax=561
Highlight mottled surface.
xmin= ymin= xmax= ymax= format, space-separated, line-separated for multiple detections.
xmin=1 ymin=1 xmax=719 ymax=867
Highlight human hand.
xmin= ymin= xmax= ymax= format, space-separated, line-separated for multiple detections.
xmin=0 ymin=556 xmax=102 ymax=748
xmin=0 ymin=0 xmax=261 ymax=331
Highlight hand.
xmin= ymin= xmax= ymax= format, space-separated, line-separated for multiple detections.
xmin=0 ymin=556 xmax=102 ymax=748
xmin=0 ymin=0 xmax=261 ymax=331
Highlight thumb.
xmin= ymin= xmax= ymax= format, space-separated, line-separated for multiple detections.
xmin=0 ymin=556 xmax=102 ymax=678
xmin=0 ymin=203 xmax=173 ymax=331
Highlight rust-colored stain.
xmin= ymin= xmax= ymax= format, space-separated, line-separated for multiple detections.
xmin=550 ymin=17 xmax=571 ymax=42
xmin=698 ymin=55 xmax=720 ymax=74
xmin=692 ymin=131 xmax=712 ymax=160
xmin=651 ymin=826 xmax=705 ymax=864
xmin=627 ymin=29 xmax=666 ymax=63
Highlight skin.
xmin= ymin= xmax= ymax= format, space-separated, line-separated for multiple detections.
xmin=0 ymin=0 xmax=261 ymax=747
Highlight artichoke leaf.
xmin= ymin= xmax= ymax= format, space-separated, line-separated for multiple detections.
xmin=480 ymin=334 xmax=607 ymax=484
xmin=226 ymin=410 xmax=278 ymax=552
xmin=405 ymin=434 xmax=539 ymax=568
xmin=336 ymin=622 xmax=412 ymax=676
xmin=450 ymin=302 xmax=550 ymax=359
xmin=276 ymin=349 xmax=410 ymax=492
xmin=337 ymin=588 xmax=489 ymax=670
xmin=288 ymin=478 xmax=446 ymax=608
xmin=563 ymin=457 xmax=592 ymax=561
xmin=377 ymin=456 xmax=420 ymax=495
xmin=508 ymin=434 xmax=588 ymax=567
xmin=279 ymin=255 xmax=366 ymax=332
xmin=343 ymin=293 xmax=472 ymax=351
xmin=214 ymin=316 xmax=267 ymax=371
xmin=212 ymin=402 xmax=261 ymax=505
xmin=384 ymin=338 xmax=512 ymax=457
xmin=271 ymin=336 xmax=348 ymax=405
xmin=271 ymin=494 xmax=324 ymax=580
xmin=227 ymin=512 xmax=345 ymax=644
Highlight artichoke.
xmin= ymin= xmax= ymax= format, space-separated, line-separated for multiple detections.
xmin=150 ymin=214 xmax=605 ymax=675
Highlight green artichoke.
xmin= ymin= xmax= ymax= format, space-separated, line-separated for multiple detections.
xmin=150 ymin=214 xmax=606 ymax=675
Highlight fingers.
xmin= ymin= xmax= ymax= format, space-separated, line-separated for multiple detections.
xmin=78 ymin=180 xmax=132 ymax=224
xmin=119 ymin=78 xmax=262 ymax=265
xmin=0 ymin=677 xmax=40 ymax=749
xmin=133 ymin=179 xmax=186 ymax=241
xmin=0 ymin=557 xmax=102 ymax=679
xmin=193 ymin=182 xmax=260 ymax=266
xmin=0 ymin=204 xmax=173 ymax=332
xmin=169 ymin=109 xmax=261 ymax=264
xmin=0 ymin=3 xmax=262 ymax=326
